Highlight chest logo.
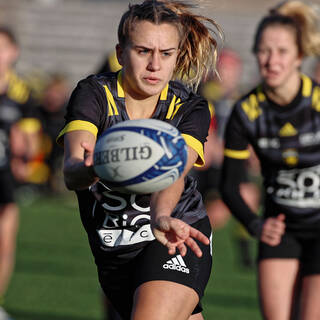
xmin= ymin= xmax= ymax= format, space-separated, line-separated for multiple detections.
xmin=279 ymin=123 xmax=297 ymax=137
xmin=282 ymin=149 xmax=298 ymax=166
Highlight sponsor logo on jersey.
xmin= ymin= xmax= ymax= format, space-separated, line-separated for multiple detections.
xmin=300 ymin=131 xmax=320 ymax=146
xmin=163 ymin=254 xmax=190 ymax=274
xmin=282 ymin=149 xmax=298 ymax=166
xmin=271 ymin=164 xmax=320 ymax=208
xmin=258 ymin=137 xmax=280 ymax=149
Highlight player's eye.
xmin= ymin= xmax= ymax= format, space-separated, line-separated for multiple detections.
xmin=162 ymin=51 xmax=172 ymax=57
xmin=138 ymin=49 xmax=150 ymax=55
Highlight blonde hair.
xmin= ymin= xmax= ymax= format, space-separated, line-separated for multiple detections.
xmin=253 ymin=0 xmax=320 ymax=57
xmin=117 ymin=0 xmax=223 ymax=90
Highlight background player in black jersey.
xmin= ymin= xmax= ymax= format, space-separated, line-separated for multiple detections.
xmin=58 ymin=1 xmax=222 ymax=319
xmin=0 ymin=26 xmax=41 ymax=320
xmin=220 ymin=1 xmax=320 ymax=319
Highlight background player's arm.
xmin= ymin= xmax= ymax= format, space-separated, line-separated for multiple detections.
xmin=150 ymin=146 xmax=209 ymax=257
xmin=63 ymin=130 xmax=99 ymax=190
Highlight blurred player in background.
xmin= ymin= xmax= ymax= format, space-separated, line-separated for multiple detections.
xmin=192 ymin=49 xmax=261 ymax=268
xmin=220 ymin=1 xmax=320 ymax=319
xmin=58 ymin=0 xmax=223 ymax=319
xmin=36 ymin=73 xmax=69 ymax=193
xmin=0 ymin=26 xmax=41 ymax=320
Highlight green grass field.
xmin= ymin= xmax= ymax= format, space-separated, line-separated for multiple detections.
xmin=4 ymin=192 xmax=261 ymax=319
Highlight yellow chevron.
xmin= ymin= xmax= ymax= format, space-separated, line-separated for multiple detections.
xmin=103 ymin=85 xmax=119 ymax=116
xmin=279 ymin=122 xmax=297 ymax=137
xmin=241 ymin=93 xmax=262 ymax=121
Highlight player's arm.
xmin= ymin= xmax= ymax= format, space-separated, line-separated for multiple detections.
xmin=150 ymin=146 xmax=209 ymax=257
xmin=63 ymin=130 xmax=99 ymax=190
xmin=219 ymin=109 xmax=263 ymax=237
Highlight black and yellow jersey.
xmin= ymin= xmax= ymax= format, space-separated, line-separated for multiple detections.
xmin=221 ymin=74 xmax=320 ymax=235
xmin=0 ymin=71 xmax=39 ymax=170
xmin=58 ymin=71 xmax=211 ymax=262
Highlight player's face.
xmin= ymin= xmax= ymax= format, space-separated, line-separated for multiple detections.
xmin=117 ymin=21 xmax=180 ymax=99
xmin=256 ymin=25 xmax=302 ymax=89
xmin=0 ymin=33 xmax=18 ymax=76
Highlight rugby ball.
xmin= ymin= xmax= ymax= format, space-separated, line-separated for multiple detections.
xmin=93 ymin=119 xmax=188 ymax=194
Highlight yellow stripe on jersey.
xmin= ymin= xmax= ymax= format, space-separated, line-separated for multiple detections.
xmin=56 ymin=120 xmax=98 ymax=146
xmin=160 ymin=84 xmax=168 ymax=100
xmin=103 ymin=85 xmax=119 ymax=116
xmin=171 ymin=99 xmax=183 ymax=119
xmin=18 ymin=118 xmax=41 ymax=133
xmin=181 ymin=133 xmax=205 ymax=167
xmin=166 ymin=96 xmax=185 ymax=120
xmin=224 ymin=148 xmax=250 ymax=159
xmin=301 ymin=74 xmax=312 ymax=97
xmin=312 ymin=85 xmax=320 ymax=112
xmin=166 ymin=96 xmax=176 ymax=119
xmin=117 ymin=71 xmax=125 ymax=98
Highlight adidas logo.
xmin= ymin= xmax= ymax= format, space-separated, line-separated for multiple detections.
xmin=162 ymin=254 xmax=190 ymax=274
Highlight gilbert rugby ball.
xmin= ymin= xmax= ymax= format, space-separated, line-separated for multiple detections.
xmin=93 ymin=119 xmax=188 ymax=194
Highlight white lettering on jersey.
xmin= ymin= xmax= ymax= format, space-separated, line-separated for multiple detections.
xmin=95 ymin=191 xmax=153 ymax=247
xmin=300 ymin=131 xmax=320 ymax=146
xmin=258 ymin=137 xmax=280 ymax=149
xmin=272 ymin=164 xmax=320 ymax=208
xmin=97 ymin=215 xmax=155 ymax=247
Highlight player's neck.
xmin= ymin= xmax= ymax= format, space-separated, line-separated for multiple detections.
xmin=264 ymin=73 xmax=301 ymax=106
xmin=125 ymin=94 xmax=159 ymax=120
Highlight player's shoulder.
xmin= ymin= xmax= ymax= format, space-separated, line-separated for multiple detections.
xmin=168 ymin=80 xmax=209 ymax=115
xmin=232 ymin=84 xmax=266 ymax=123
xmin=169 ymin=80 xmax=205 ymax=102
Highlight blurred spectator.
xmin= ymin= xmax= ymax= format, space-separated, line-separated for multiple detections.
xmin=35 ymin=73 xmax=69 ymax=193
xmin=192 ymin=48 xmax=261 ymax=268
xmin=0 ymin=25 xmax=41 ymax=320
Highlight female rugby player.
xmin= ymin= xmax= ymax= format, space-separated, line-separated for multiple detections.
xmin=0 ymin=26 xmax=40 ymax=320
xmin=58 ymin=1 xmax=222 ymax=319
xmin=220 ymin=1 xmax=320 ymax=319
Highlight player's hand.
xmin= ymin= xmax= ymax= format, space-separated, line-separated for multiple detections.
xmin=260 ymin=214 xmax=286 ymax=246
xmin=152 ymin=216 xmax=210 ymax=257
xmin=81 ymin=141 xmax=95 ymax=167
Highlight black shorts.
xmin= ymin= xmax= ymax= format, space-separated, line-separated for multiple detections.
xmin=0 ymin=169 xmax=15 ymax=204
xmin=98 ymin=216 xmax=212 ymax=319
xmin=258 ymin=231 xmax=320 ymax=276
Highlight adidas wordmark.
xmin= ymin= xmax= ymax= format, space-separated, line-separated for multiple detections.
xmin=162 ymin=254 xmax=190 ymax=274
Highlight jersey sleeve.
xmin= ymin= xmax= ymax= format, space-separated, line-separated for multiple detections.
xmin=177 ymin=97 xmax=211 ymax=167
xmin=220 ymin=106 xmax=263 ymax=237
xmin=223 ymin=106 xmax=251 ymax=159
xmin=56 ymin=77 xmax=107 ymax=145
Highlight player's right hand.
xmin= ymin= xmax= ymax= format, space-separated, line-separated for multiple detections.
xmin=260 ymin=214 xmax=286 ymax=246
xmin=152 ymin=216 xmax=209 ymax=257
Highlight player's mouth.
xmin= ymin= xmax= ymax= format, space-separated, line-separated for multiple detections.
xmin=144 ymin=77 xmax=161 ymax=85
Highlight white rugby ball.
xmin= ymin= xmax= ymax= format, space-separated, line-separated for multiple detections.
xmin=93 ymin=119 xmax=188 ymax=194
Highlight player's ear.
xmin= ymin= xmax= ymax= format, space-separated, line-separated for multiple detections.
xmin=116 ymin=44 xmax=124 ymax=66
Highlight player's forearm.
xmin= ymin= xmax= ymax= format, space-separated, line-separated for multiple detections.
xmin=63 ymin=157 xmax=98 ymax=190
xmin=150 ymin=176 xmax=185 ymax=225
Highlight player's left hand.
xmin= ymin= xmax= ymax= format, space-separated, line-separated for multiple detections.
xmin=152 ymin=216 xmax=209 ymax=257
